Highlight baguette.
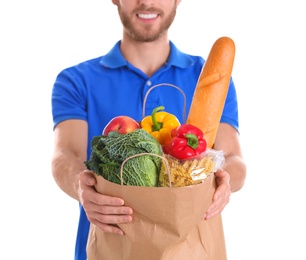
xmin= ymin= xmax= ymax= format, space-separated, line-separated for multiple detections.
xmin=187 ymin=36 xmax=236 ymax=148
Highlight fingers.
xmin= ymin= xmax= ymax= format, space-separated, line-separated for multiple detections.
xmin=85 ymin=196 xmax=133 ymax=235
xmin=91 ymin=222 xmax=125 ymax=235
xmin=79 ymin=170 xmax=97 ymax=186
xmin=89 ymin=208 xmax=133 ymax=235
xmin=78 ymin=170 xmax=133 ymax=235
xmin=88 ymin=206 xmax=133 ymax=235
xmin=204 ymin=170 xmax=231 ymax=220
xmin=84 ymin=194 xmax=133 ymax=216
xmin=78 ymin=170 xmax=97 ymax=205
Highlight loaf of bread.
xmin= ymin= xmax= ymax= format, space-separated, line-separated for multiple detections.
xmin=187 ymin=36 xmax=236 ymax=148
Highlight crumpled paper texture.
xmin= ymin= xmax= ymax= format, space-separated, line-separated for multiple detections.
xmin=86 ymin=173 xmax=226 ymax=260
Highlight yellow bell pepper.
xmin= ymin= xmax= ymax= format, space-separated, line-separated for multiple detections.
xmin=141 ymin=106 xmax=181 ymax=145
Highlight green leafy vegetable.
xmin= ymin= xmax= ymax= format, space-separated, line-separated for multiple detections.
xmin=85 ymin=129 xmax=163 ymax=187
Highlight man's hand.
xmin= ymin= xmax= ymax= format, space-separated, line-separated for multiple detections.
xmin=204 ymin=169 xmax=231 ymax=220
xmin=78 ymin=170 xmax=133 ymax=235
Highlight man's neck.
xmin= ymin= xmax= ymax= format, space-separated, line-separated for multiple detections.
xmin=120 ymin=36 xmax=170 ymax=77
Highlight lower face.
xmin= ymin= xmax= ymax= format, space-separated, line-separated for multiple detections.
xmin=117 ymin=1 xmax=179 ymax=42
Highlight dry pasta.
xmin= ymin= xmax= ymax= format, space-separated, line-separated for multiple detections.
xmin=159 ymin=154 xmax=216 ymax=187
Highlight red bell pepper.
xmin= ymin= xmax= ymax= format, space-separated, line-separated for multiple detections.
xmin=163 ymin=124 xmax=207 ymax=160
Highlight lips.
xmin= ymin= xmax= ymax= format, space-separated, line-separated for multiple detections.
xmin=137 ymin=13 xmax=158 ymax=19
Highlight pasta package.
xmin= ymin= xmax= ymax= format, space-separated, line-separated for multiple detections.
xmin=159 ymin=149 xmax=224 ymax=187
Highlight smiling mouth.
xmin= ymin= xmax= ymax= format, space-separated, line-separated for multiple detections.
xmin=137 ymin=13 xmax=159 ymax=19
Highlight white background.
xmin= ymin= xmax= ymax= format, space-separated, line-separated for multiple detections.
xmin=1 ymin=0 xmax=305 ymax=259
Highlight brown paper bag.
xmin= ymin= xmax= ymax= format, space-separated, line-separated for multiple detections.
xmin=86 ymin=172 xmax=227 ymax=260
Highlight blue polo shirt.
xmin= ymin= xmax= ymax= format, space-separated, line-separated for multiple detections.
xmin=52 ymin=40 xmax=239 ymax=260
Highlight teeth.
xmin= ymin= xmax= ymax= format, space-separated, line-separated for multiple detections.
xmin=138 ymin=13 xmax=158 ymax=19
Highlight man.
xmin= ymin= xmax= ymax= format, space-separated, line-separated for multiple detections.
xmin=51 ymin=0 xmax=247 ymax=259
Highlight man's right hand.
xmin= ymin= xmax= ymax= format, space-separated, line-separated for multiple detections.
xmin=78 ymin=170 xmax=133 ymax=235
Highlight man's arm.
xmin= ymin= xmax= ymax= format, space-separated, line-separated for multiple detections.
xmin=214 ymin=122 xmax=247 ymax=192
xmin=204 ymin=122 xmax=247 ymax=219
xmin=52 ymin=119 xmax=88 ymax=201
xmin=51 ymin=119 xmax=133 ymax=234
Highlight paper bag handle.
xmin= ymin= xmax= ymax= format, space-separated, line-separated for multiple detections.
xmin=142 ymin=83 xmax=187 ymax=123
xmin=120 ymin=152 xmax=172 ymax=188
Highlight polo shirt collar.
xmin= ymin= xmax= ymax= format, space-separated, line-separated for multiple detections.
xmin=100 ymin=40 xmax=194 ymax=69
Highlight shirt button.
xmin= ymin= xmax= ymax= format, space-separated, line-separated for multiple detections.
xmin=147 ymin=80 xmax=152 ymax=86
